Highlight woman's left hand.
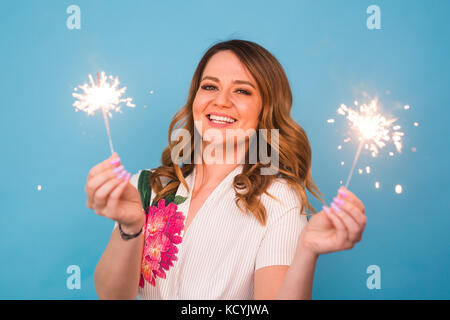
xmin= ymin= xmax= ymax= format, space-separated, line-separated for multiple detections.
xmin=298 ymin=186 xmax=366 ymax=256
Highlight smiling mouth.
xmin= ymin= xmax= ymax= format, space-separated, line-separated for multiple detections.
xmin=206 ymin=114 xmax=238 ymax=124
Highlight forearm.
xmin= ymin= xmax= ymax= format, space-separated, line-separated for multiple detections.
xmin=94 ymin=224 xmax=144 ymax=299
xmin=275 ymin=244 xmax=318 ymax=300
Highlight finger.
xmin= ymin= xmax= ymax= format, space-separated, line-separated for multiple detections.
xmin=331 ymin=202 xmax=362 ymax=243
xmin=318 ymin=207 xmax=335 ymax=225
xmin=333 ymin=196 xmax=367 ymax=228
xmin=106 ymin=172 xmax=132 ymax=216
xmin=93 ymin=170 xmax=129 ymax=210
xmin=322 ymin=205 xmax=348 ymax=246
xmin=337 ymin=187 xmax=362 ymax=209
xmin=87 ymin=153 xmax=121 ymax=182
xmin=337 ymin=187 xmax=365 ymax=214
xmin=86 ymin=165 xmax=125 ymax=203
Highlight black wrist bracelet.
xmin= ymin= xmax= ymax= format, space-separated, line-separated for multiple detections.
xmin=118 ymin=223 xmax=143 ymax=241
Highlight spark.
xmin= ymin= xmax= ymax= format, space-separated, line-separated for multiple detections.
xmin=395 ymin=184 xmax=403 ymax=194
xmin=337 ymin=98 xmax=404 ymax=188
xmin=72 ymin=72 xmax=135 ymax=154
xmin=338 ymin=98 xmax=403 ymax=158
xmin=37 ymin=185 xmax=42 ymax=191
xmin=365 ymin=166 xmax=371 ymax=174
xmin=404 ymin=105 xmax=410 ymax=110
xmin=414 ymin=122 xmax=419 ymax=127
xmin=327 ymin=119 xmax=335 ymax=123
xmin=73 ymin=72 xmax=135 ymax=117
xmin=375 ymin=181 xmax=380 ymax=189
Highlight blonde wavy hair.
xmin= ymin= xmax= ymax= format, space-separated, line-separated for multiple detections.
xmin=149 ymin=39 xmax=323 ymax=225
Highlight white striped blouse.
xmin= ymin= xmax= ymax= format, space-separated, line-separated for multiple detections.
xmin=115 ymin=164 xmax=307 ymax=299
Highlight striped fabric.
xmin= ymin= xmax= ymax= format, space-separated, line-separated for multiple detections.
xmin=119 ymin=164 xmax=307 ymax=299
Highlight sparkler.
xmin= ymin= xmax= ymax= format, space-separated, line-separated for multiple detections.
xmin=73 ymin=71 xmax=135 ymax=155
xmin=338 ymin=98 xmax=404 ymax=188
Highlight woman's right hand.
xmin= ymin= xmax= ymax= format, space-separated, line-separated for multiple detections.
xmin=85 ymin=153 xmax=145 ymax=233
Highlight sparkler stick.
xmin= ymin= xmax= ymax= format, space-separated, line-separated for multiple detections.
xmin=73 ymin=71 xmax=135 ymax=155
xmin=97 ymin=73 xmax=115 ymax=154
xmin=344 ymin=140 xmax=364 ymax=188
xmin=101 ymin=107 xmax=114 ymax=154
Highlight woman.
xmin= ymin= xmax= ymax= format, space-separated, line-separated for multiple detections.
xmin=88 ymin=39 xmax=366 ymax=300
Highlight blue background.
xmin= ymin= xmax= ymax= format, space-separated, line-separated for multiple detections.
xmin=0 ymin=0 xmax=448 ymax=299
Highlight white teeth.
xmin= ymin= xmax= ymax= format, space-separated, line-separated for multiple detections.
xmin=208 ymin=114 xmax=236 ymax=123
xmin=211 ymin=119 xmax=229 ymax=124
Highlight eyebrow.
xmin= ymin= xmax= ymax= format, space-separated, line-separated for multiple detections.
xmin=201 ymin=76 xmax=256 ymax=89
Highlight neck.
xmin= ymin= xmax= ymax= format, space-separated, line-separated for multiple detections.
xmin=192 ymin=140 xmax=246 ymax=189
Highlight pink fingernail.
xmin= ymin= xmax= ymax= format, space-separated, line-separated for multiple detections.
xmin=338 ymin=188 xmax=348 ymax=197
xmin=333 ymin=197 xmax=345 ymax=206
xmin=322 ymin=205 xmax=331 ymax=214
xmin=331 ymin=202 xmax=341 ymax=212
xmin=113 ymin=165 xmax=124 ymax=173
xmin=123 ymin=172 xmax=131 ymax=181
xmin=117 ymin=170 xmax=127 ymax=179
xmin=110 ymin=158 xmax=121 ymax=165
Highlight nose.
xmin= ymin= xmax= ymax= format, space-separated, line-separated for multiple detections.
xmin=213 ymin=88 xmax=232 ymax=108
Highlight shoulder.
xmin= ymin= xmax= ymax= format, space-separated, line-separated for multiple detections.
xmin=259 ymin=177 xmax=303 ymax=224
xmin=262 ymin=177 xmax=302 ymax=209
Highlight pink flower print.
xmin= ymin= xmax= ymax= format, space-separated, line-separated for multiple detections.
xmin=139 ymin=197 xmax=186 ymax=288
xmin=145 ymin=212 xmax=166 ymax=236
xmin=140 ymin=233 xmax=170 ymax=286
xmin=145 ymin=233 xmax=170 ymax=266
xmin=167 ymin=212 xmax=185 ymax=235
xmin=140 ymin=263 xmax=155 ymax=287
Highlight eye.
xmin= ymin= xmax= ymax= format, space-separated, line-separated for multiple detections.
xmin=236 ymin=89 xmax=251 ymax=96
xmin=201 ymin=84 xmax=217 ymax=91
xmin=200 ymin=84 xmax=251 ymax=96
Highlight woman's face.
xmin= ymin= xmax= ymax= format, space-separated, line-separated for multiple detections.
xmin=192 ymin=50 xmax=263 ymax=147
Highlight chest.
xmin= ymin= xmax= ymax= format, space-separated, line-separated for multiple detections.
xmin=183 ymin=186 xmax=216 ymax=233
